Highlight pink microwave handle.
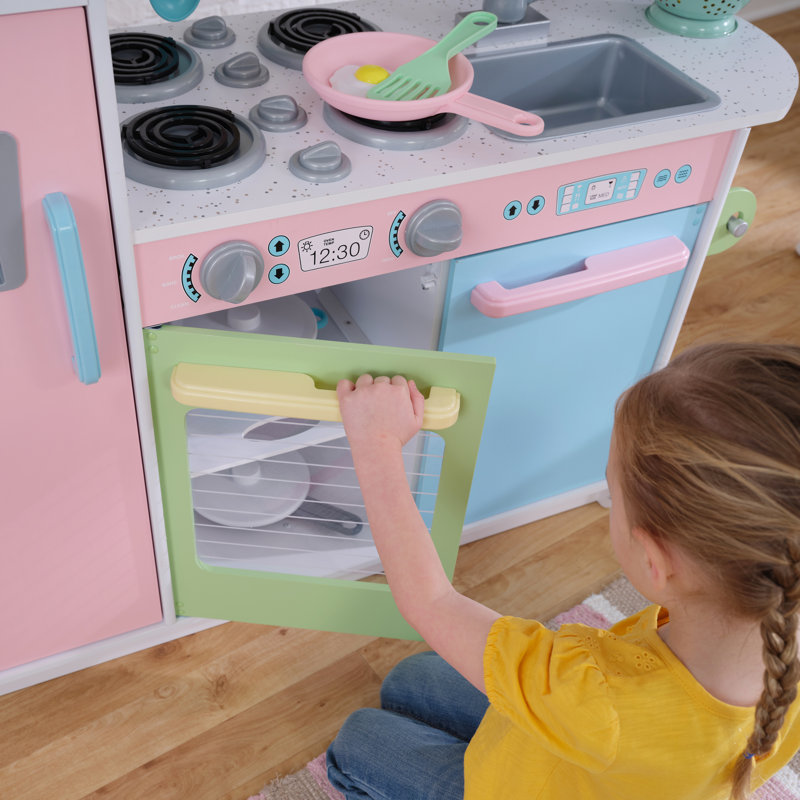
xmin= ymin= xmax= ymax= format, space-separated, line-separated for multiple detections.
xmin=470 ymin=235 xmax=690 ymax=318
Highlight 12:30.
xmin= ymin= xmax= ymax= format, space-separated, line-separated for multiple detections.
xmin=308 ymin=241 xmax=363 ymax=265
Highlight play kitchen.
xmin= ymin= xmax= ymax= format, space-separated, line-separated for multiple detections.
xmin=0 ymin=0 xmax=796 ymax=692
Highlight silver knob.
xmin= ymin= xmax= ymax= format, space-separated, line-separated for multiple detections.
xmin=726 ymin=215 xmax=749 ymax=238
xmin=199 ymin=241 xmax=265 ymax=304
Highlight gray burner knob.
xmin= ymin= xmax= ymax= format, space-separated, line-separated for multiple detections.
xmin=249 ymin=95 xmax=308 ymax=132
xmin=184 ymin=16 xmax=236 ymax=48
xmin=199 ymin=241 xmax=265 ymax=304
xmin=214 ymin=52 xmax=269 ymax=88
xmin=405 ymin=200 xmax=463 ymax=257
xmin=289 ymin=141 xmax=352 ymax=183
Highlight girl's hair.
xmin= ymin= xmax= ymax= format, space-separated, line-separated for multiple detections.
xmin=613 ymin=342 xmax=800 ymax=800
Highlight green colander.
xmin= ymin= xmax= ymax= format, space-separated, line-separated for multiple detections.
xmin=646 ymin=0 xmax=751 ymax=38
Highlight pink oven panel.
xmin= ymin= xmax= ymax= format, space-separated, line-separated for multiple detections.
xmin=135 ymin=132 xmax=733 ymax=327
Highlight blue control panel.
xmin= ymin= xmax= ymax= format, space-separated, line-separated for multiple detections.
xmin=556 ymin=169 xmax=647 ymax=215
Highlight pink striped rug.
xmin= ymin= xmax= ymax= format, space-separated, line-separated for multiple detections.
xmin=249 ymin=577 xmax=800 ymax=800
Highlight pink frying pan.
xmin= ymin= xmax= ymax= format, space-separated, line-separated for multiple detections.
xmin=302 ymin=32 xmax=544 ymax=138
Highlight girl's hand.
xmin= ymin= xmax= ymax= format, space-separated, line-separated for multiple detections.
xmin=336 ymin=374 xmax=425 ymax=451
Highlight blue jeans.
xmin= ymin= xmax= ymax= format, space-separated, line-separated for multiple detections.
xmin=326 ymin=651 xmax=490 ymax=800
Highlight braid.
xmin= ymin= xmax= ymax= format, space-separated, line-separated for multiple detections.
xmin=732 ymin=541 xmax=800 ymax=799
xmin=613 ymin=342 xmax=800 ymax=800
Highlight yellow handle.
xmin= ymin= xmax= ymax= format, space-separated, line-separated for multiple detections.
xmin=170 ymin=363 xmax=461 ymax=430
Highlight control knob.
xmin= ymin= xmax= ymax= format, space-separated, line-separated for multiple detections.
xmin=198 ymin=240 xmax=265 ymax=304
xmin=405 ymin=199 xmax=463 ymax=258
xmin=726 ymin=215 xmax=749 ymax=238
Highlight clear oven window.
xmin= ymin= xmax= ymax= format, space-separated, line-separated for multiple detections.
xmin=185 ymin=409 xmax=444 ymax=581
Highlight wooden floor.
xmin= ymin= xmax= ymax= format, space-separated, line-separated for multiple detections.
xmin=2 ymin=12 xmax=799 ymax=800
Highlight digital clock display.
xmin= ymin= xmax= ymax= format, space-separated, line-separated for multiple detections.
xmin=298 ymin=226 xmax=373 ymax=271
xmin=586 ymin=179 xmax=616 ymax=205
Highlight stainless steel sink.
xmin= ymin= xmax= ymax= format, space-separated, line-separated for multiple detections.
xmin=467 ymin=34 xmax=720 ymax=141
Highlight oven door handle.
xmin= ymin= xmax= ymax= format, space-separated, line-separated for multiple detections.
xmin=170 ymin=363 xmax=461 ymax=430
xmin=470 ymin=235 xmax=690 ymax=318
xmin=42 ymin=192 xmax=101 ymax=385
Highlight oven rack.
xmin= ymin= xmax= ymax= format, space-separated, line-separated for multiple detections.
xmin=186 ymin=410 xmax=444 ymax=580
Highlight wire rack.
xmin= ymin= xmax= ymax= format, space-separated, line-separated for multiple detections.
xmin=186 ymin=410 xmax=444 ymax=580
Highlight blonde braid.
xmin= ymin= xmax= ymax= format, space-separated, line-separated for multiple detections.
xmin=613 ymin=342 xmax=800 ymax=800
xmin=732 ymin=541 xmax=800 ymax=799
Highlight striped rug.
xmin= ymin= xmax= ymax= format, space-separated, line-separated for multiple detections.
xmin=249 ymin=576 xmax=800 ymax=800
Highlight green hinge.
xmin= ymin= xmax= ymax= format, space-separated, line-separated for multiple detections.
xmin=708 ymin=187 xmax=757 ymax=256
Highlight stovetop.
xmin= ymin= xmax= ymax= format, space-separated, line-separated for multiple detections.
xmin=114 ymin=0 xmax=795 ymax=244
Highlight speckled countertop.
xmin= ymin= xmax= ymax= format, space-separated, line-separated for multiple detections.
xmin=117 ymin=0 xmax=798 ymax=243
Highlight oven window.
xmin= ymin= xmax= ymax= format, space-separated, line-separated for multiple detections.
xmin=185 ymin=409 xmax=444 ymax=581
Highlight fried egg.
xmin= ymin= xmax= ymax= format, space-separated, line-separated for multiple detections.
xmin=329 ymin=64 xmax=391 ymax=97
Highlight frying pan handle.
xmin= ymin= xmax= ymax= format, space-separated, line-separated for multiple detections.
xmin=450 ymin=93 xmax=544 ymax=137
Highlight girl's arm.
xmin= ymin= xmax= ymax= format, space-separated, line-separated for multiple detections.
xmin=337 ymin=374 xmax=501 ymax=693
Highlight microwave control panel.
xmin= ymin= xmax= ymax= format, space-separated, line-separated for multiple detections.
xmin=133 ymin=133 xmax=732 ymax=327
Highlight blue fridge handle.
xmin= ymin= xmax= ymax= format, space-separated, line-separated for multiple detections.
xmin=42 ymin=192 xmax=101 ymax=385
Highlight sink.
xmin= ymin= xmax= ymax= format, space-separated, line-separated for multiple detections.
xmin=467 ymin=34 xmax=720 ymax=141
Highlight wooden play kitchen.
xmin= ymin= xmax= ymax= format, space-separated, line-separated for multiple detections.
xmin=0 ymin=0 xmax=796 ymax=693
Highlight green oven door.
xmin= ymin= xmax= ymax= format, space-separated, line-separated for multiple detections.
xmin=145 ymin=324 xmax=494 ymax=640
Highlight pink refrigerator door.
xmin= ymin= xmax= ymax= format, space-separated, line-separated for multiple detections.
xmin=0 ymin=8 xmax=162 ymax=671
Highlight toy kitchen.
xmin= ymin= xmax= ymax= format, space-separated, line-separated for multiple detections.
xmin=0 ymin=0 xmax=796 ymax=693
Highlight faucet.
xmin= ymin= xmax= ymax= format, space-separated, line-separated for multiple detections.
xmin=458 ymin=0 xmax=549 ymax=46
xmin=482 ymin=0 xmax=536 ymax=24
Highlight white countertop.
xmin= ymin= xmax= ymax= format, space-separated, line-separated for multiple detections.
xmin=117 ymin=0 xmax=798 ymax=242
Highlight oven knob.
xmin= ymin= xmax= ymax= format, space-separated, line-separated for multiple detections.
xmin=214 ymin=52 xmax=269 ymax=88
xmin=198 ymin=241 xmax=265 ymax=304
xmin=405 ymin=200 xmax=462 ymax=257
xmin=184 ymin=16 xmax=236 ymax=49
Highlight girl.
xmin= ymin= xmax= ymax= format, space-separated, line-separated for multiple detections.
xmin=327 ymin=342 xmax=800 ymax=800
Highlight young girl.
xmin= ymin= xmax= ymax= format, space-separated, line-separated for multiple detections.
xmin=327 ymin=342 xmax=800 ymax=800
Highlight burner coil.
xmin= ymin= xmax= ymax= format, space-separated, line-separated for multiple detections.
xmin=111 ymin=32 xmax=182 ymax=85
xmin=267 ymin=8 xmax=378 ymax=54
xmin=122 ymin=105 xmax=241 ymax=169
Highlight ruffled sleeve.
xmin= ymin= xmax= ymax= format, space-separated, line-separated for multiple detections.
xmin=483 ymin=616 xmax=620 ymax=772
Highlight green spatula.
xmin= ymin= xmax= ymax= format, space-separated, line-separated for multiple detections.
xmin=367 ymin=11 xmax=497 ymax=101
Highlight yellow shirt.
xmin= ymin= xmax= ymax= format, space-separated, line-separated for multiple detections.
xmin=465 ymin=606 xmax=800 ymax=800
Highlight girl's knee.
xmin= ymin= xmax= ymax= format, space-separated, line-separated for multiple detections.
xmin=380 ymin=651 xmax=441 ymax=706
xmin=327 ymin=708 xmax=401 ymax=798
xmin=331 ymin=707 xmax=383 ymax=754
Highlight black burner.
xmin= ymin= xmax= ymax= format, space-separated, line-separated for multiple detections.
xmin=257 ymin=7 xmax=379 ymax=69
xmin=323 ymin=104 xmax=469 ymax=151
xmin=122 ymin=105 xmax=240 ymax=169
xmin=111 ymin=32 xmax=181 ymax=85
xmin=268 ymin=7 xmax=378 ymax=54
xmin=340 ymin=112 xmax=455 ymax=133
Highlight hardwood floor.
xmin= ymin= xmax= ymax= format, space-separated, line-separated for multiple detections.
xmin=2 ymin=12 xmax=798 ymax=800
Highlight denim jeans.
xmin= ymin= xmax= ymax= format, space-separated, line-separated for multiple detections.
xmin=326 ymin=651 xmax=490 ymax=800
